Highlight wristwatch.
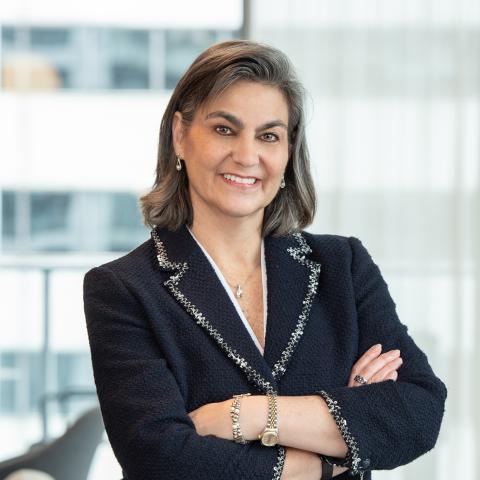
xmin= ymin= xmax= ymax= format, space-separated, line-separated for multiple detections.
xmin=258 ymin=392 xmax=279 ymax=447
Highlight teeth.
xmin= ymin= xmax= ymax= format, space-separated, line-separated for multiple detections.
xmin=223 ymin=174 xmax=256 ymax=185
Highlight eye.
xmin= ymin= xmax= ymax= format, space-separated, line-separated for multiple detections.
xmin=261 ymin=132 xmax=280 ymax=142
xmin=215 ymin=125 xmax=233 ymax=135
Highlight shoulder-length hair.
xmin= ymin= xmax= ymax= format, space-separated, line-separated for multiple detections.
xmin=139 ymin=39 xmax=316 ymax=237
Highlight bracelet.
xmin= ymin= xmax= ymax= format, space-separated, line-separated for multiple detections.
xmin=230 ymin=393 xmax=251 ymax=444
xmin=318 ymin=454 xmax=333 ymax=480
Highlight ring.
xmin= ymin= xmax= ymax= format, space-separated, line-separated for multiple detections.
xmin=354 ymin=374 xmax=368 ymax=385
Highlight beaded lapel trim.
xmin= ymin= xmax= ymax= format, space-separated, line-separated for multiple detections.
xmin=273 ymin=445 xmax=286 ymax=480
xmin=272 ymin=232 xmax=321 ymax=380
xmin=151 ymin=228 xmax=321 ymax=392
xmin=317 ymin=390 xmax=364 ymax=479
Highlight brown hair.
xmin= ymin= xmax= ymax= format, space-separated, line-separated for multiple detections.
xmin=139 ymin=39 xmax=316 ymax=237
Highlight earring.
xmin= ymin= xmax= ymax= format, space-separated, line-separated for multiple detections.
xmin=176 ymin=154 xmax=182 ymax=171
xmin=280 ymin=175 xmax=286 ymax=189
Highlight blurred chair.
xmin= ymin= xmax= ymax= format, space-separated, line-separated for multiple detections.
xmin=0 ymin=406 xmax=104 ymax=480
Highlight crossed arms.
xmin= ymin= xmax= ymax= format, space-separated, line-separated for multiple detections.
xmin=83 ymin=236 xmax=447 ymax=479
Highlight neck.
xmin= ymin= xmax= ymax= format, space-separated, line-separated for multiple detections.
xmin=189 ymin=210 xmax=263 ymax=271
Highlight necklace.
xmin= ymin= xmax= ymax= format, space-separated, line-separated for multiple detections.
xmin=225 ymin=262 xmax=260 ymax=299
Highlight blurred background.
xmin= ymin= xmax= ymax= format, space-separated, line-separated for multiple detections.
xmin=0 ymin=0 xmax=477 ymax=479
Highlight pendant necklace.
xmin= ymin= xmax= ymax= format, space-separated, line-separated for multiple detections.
xmin=226 ymin=262 xmax=260 ymax=299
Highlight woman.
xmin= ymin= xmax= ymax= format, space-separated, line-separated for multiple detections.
xmin=83 ymin=40 xmax=447 ymax=480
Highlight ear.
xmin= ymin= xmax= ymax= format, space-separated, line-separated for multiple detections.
xmin=172 ymin=111 xmax=185 ymax=156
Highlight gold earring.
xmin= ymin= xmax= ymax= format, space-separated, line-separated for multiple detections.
xmin=280 ymin=175 xmax=285 ymax=189
xmin=176 ymin=154 xmax=182 ymax=171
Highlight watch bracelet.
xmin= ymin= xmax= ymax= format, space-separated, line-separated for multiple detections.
xmin=266 ymin=392 xmax=278 ymax=429
xmin=258 ymin=392 xmax=279 ymax=446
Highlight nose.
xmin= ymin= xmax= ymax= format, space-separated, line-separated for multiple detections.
xmin=232 ymin=137 xmax=259 ymax=168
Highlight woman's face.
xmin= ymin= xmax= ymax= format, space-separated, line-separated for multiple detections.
xmin=172 ymin=80 xmax=290 ymax=227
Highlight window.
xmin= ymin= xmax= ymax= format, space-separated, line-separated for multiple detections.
xmin=1 ymin=26 xmax=239 ymax=91
xmin=1 ymin=190 xmax=149 ymax=253
xmin=30 ymin=28 xmax=70 ymax=48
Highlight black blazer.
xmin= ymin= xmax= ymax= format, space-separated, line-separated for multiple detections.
xmin=83 ymin=224 xmax=447 ymax=480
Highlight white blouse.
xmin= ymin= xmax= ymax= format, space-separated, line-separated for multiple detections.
xmin=186 ymin=226 xmax=268 ymax=355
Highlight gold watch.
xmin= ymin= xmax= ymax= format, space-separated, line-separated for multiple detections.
xmin=258 ymin=392 xmax=279 ymax=447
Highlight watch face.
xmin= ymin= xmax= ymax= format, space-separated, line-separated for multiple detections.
xmin=261 ymin=431 xmax=278 ymax=447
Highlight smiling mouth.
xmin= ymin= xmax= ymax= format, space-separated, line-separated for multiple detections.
xmin=222 ymin=173 xmax=259 ymax=185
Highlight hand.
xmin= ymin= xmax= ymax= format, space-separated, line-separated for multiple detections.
xmin=187 ymin=398 xmax=232 ymax=440
xmin=348 ymin=344 xmax=402 ymax=387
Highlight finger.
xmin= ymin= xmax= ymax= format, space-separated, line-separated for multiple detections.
xmin=349 ymin=351 xmax=400 ymax=387
xmin=370 ymin=357 xmax=403 ymax=381
xmin=389 ymin=370 xmax=399 ymax=380
xmin=356 ymin=350 xmax=401 ymax=383
xmin=369 ymin=357 xmax=403 ymax=383
xmin=349 ymin=347 xmax=399 ymax=387
xmin=349 ymin=375 xmax=369 ymax=388
xmin=350 ymin=344 xmax=382 ymax=377
xmin=381 ymin=370 xmax=398 ymax=382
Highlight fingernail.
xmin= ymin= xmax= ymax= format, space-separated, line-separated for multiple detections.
xmin=374 ymin=343 xmax=382 ymax=350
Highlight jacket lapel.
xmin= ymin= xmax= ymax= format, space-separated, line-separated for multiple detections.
xmin=151 ymin=224 xmax=321 ymax=394
xmin=263 ymin=232 xmax=322 ymax=380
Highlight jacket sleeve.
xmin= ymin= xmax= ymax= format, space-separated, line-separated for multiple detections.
xmin=83 ymin=265 xmax=285 ymax=480
xmin=315 ymin=236 xmax=447 ymax=478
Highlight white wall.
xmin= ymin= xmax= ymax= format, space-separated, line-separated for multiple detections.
xmin=0 ymin=0 xmax=242 ymax=29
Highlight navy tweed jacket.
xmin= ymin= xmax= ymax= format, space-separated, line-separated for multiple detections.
xmin=83 ymin=224 xmax=447 ymax=480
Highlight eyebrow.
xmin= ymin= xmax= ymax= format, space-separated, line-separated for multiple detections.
xmin=204 ymin=110 xmax=288 ymax=132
